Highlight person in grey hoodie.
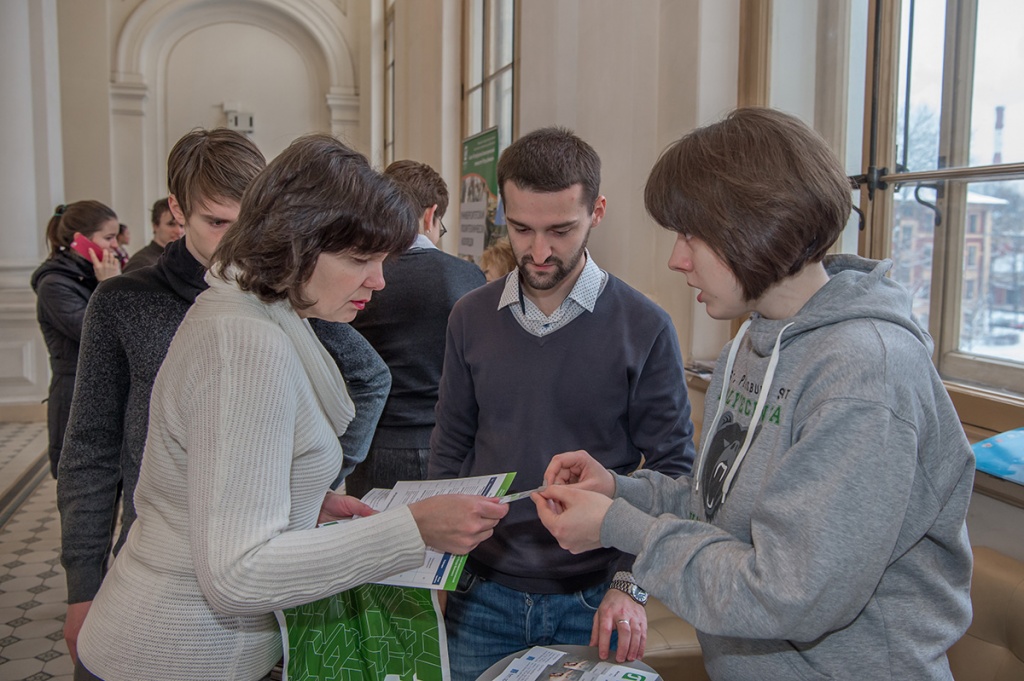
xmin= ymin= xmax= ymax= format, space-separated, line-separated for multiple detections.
xmin=533 ymin=107 xmax=974 ymax=681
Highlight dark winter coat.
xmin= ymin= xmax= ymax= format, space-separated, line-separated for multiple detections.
xmin=31 ymin=249 xmax=99 ymax=478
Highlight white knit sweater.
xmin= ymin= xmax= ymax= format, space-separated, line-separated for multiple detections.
xmin=78 ymin=273 xmax=425 ymax=681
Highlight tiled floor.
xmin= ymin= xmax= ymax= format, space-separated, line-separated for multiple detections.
xmin=0 ymin=421 xmax=74 ymax=681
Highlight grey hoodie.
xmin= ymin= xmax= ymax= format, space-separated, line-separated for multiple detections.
xmin=602 ymin=255 xmax=974 ymax=680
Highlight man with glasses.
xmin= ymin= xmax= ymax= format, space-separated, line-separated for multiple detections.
xmin=346 ymin=160 xmax=486 ymax=497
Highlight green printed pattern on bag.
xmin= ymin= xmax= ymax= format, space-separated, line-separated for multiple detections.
xmin=284 ymin=584 xmax=446 ymax=681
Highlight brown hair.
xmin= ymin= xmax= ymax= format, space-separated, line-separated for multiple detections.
xmin=167 ymin=128 xmax=265 ymax=219
xmin=480 ymin=237 xmax=517 ymax=278
xmin=151 ymin=197 xmax=171 ymax=226
xmin=45 ymin=200 xmax=117 ymax=258
xmin=497 ymin=127 xmax=601 ymax=210
xmin=645 ymin=107 xmax=851 ymax=300
xmin=384 ymin=160 xmax=449 ymax=219
xmin=213 ymin=134 xmax=418 ymax=310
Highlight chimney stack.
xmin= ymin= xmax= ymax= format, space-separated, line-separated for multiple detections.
xmin=994 ymin=105 xmax=1005 ymax=165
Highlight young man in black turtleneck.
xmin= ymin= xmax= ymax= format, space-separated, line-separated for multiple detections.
xmin=57 ymin=129 xmax=391 ymax=666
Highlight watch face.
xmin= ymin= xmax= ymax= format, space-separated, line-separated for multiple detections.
xmin=631 ymin=585 xmax=648 ymax=604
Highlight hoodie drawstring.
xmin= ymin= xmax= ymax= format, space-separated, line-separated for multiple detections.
xmin=693 ymin=320 xmax=795 ymax=509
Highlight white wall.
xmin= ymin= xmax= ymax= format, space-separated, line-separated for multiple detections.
xmin=164 ymin=22 xmax=325 ymax=162
xmin=392 ymin=0 xmax=463 ymax=220
xmin=516 ymin=0 xmax=738 ymax=366
xmin=57 ymin=0 xmax=114 ymax=207
xmin=0 ymin=0 xmax=374 ymax=410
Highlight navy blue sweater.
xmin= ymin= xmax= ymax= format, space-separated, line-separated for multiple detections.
xmin=429 ymin=274 xmax=696 ymax=593
xmin=350 ymin=246 xmax=486 ymax=449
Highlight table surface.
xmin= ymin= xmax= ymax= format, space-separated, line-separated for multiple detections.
xmin=477 ymin=643 xmax=658 ymax=680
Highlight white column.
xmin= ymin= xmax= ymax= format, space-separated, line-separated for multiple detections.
xmin=0 ymin=0 xmax=62 ymax=408
xmin=327 ymin=88 xmax=361 ymax=146
xmin=110 ymin=81 xmax=151 ymax=245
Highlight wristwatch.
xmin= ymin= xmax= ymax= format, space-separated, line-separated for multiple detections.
xmin=609 ymin=576 xmax=649 ymax=606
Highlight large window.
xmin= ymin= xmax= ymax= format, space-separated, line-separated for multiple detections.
xmin=878 ymin=0 xmax=1024 ymax=401
xmin=463 ymin=0 xmax=515 ymax=152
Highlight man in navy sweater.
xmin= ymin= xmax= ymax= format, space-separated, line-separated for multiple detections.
xmin=347 ymin=160 xmax=486 ymax=497
xmin=429 ymin=127 xmax=696 ymax=680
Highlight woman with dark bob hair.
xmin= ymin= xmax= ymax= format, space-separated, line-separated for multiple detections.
xmin=31 ymin=200 xmax=122 ymax=478
xmin=76 ymin=135 xmax=508 ymax=681
xmin=532 ymin=108 xmax=974 ymax=680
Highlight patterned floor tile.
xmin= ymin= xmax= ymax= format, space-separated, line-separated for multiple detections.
xmin=1 ymin=459 xmax=75 ymax=680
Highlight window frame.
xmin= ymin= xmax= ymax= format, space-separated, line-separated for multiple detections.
xmin=862 ymin=0 xmax=1024 ymax=409
xmin=738 ymin=0 xmax=1024 ymax=504
xmin=383 ymin=2 xmax=396 ymax=166
xmin=462 ymin=0 xmax=516 ymax=151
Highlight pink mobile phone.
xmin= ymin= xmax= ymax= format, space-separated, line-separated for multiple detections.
xmin=70 ymin=233 xmax=107 ymax=262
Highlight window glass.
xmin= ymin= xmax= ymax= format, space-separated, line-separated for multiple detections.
xmin=464 ymin=0 xmax=514 ymax=151
xmin=466 ymin=87 xmax=483 ymax=137
xmin=468 ymin=0 xmax=484 ymax=87
xmin=895 ymin=0 xmax=946 ymax=173
xmin=488 ymin=0 xmax=514 ymax=72
xmin=959 ymin=179 xmax=1024 ymax=364
xmin=970 ymin=0 xmax=1024 ymax=166
xmin=487 ymin=69 xmax=514 ymax=151
xmin=890 ymin=184 xmax=937 ymax=329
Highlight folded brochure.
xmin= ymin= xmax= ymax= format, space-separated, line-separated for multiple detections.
xmin=322 ymin=473 xmax=517 ymax=590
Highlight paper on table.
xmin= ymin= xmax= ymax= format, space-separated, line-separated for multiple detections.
xmin=357 ymin=473 xmax=516 ymax=590
xmin=493 ymin=646 xmax=661 ymax=681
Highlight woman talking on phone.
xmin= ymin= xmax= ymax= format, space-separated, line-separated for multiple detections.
xmin=31 ymin=200 xmax=122 ymax=478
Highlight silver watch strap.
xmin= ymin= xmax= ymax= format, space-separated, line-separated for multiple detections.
xmin=612 ymin=570 xmax=637 ymax=585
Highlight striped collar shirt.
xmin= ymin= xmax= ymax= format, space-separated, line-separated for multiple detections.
xmin=497 ymin=250 xmax=608 ymax=337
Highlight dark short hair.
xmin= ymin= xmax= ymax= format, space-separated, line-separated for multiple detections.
xmin=45 ymin=200 xmax=117 ymax=258
xmin=167 ymin=128 xmax=265 ymax=219
xmin=151 ymin=197 xmax=171 ymax=226
xmin=645 ymin=107 xmax=852 ymax=300
xmin=384 ymin=160 xmax=449 ymax=219
xmin=213 ymin=134 xmax=418 ymax=310
xmin=497 ymin=127 xmax=601 ymax=210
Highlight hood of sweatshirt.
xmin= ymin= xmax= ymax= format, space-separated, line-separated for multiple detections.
xmin=693 ymin=254 xmax=935 ymax=507
xmin=31 ymin=249 xmax=97 ymax=292
xmin=744 ymin=253 xmax=932 ymax=359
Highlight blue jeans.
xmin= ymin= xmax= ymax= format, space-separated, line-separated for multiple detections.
xmin=444 ymin=572 xmax=612 ymax=681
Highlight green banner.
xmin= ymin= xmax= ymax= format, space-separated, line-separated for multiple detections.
xmin=459 ymin=128 xmax=503 ymax=261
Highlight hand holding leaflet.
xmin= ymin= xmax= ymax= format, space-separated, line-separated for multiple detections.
xmin=343 ymin=473 xmax=517 ymax=590
xmin=409 ymin=494 xmax=508 ymax=555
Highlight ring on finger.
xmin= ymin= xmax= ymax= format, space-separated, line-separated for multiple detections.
xmin=616 ymin=619 xmax=630 ymax=626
